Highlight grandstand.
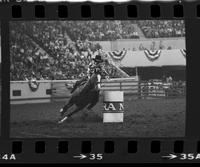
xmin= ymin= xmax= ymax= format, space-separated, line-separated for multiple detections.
xmin=10 ymin=20 xmax=185 ymax=81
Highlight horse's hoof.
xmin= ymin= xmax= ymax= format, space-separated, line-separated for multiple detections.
xmin=58 ymin=116 xmax=68 ymax=124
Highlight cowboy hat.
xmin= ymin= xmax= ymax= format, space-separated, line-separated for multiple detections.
xmin=93 ymin=55 xmax=103 ymax=63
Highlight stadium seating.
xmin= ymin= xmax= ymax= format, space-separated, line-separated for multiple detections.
xmin=10 ymin=22 xmax=120 ymax=80
xmin=137 ymin=20 xmax=185 ymax=38
xmin=63 ymin=21 xmax=139 ymax=41
xmin=10 ymin=21 xmax=185 ymax=81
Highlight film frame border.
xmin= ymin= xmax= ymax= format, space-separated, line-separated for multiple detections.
xmin=0 ymin=0 xmax=199 ymax=163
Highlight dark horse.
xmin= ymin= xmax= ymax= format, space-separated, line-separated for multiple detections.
xmin=58 ymin=67 xmax=106 ymax=124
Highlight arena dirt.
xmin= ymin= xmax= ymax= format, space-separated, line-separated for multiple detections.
xmin=10 ymin=97 xmax=185 ymax=138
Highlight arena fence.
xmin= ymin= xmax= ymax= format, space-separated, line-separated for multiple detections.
xmin=10 ymin=77 xmax=185 ymax=104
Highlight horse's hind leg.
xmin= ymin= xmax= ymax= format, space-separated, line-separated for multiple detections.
xmin=66 ymin=106 xmax=82 ymax=118
xmin=60 ymin=98 xmax=74 ymax=116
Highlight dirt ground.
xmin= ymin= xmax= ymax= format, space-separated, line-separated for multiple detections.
xmin=10 ymin=96 xmax=186 ymax=138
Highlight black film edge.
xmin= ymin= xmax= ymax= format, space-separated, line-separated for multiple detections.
xmin=0 ymin=0 xmax=200 ymax=164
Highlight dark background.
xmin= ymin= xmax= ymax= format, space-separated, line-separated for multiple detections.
xmin=0 ymin=1 xmax=199 ymax=163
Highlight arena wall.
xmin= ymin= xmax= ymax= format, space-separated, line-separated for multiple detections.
xmin=10 ymin=81 xmax=52 ymax=104
xmin=10 ymin=77 xmax=139 ymax=105
xmin=95 ymin=37 xmax=185 ymax=51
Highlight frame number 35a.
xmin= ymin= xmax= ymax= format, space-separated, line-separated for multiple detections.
xmin=180 ymin=153 xmax=200 ymax=160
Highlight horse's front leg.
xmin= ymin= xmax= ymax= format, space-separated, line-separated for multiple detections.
xmin=58 ymin=106 xmax=83 ymax=124
xmin=60 ymin=98 xmax=73 ymax=116
xmin=58 ymin=99 xmax=75 ymax=124
xmin=66 ymin=106 xmax=82 ymax=118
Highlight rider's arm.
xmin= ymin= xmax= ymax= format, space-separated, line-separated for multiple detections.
xmin=102 ymin=67 xmax=109 ymax=80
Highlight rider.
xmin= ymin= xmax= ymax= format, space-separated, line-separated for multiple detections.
xmin=59 ymin=52 xmax=108 ymax=122
xmin=70 ymin=52 xmax=104 ymax=94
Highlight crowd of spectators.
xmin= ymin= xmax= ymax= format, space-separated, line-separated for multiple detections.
xmin=62 ymin=20 xmax=185 ymax=40
xmin=138 ymin=20 xmax=185 ymax=38
xmin=10 ymin=21 xmax=119 ymax=81
xmin=10 ymin=20 xmax=185 ymax=81
xmin=62 ymin=21 xmax=139 ymax=41
xmin=10 ymin=26 xmax=52 ymax=81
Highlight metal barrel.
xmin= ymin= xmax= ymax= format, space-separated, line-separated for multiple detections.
xmin=103 ymin=91 xmax=124 ymax=123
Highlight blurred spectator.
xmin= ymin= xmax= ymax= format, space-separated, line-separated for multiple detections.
xmin=139 ymin=43 xmax=145 ymax=50
xmin=159 ymin=40 xmax=165 ymax=50
xmin=150 ymin=41 xmax=156 ymax=51
xmin=166 ymin=76 xmax=173 ymax=83
xmin=167 ymin=46 xmax=172 ymax=50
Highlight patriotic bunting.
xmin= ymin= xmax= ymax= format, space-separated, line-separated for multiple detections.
xmin=108 ymin=50 xmax=127 ymax=61
xmin=107 ymin=49 xmax=186 ymax=63
xmin=144 ymin=49 xmax=161 ymax=61
xmin=180 ymin=49 xmax=186 ymax=58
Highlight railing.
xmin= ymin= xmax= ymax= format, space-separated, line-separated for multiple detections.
xmin=138 ymin=81 xmax=186 ymax=98
xmin=51 ymin=79 xmax=186 ymax=99
xmin=10 ymin=79 xmax=186 ymax=104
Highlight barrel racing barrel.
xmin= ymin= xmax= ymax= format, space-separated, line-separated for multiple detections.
xmin=103 ymin=91 xmax=124 ymax=123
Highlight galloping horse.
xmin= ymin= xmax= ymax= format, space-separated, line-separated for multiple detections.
xmin=58 ymin=65 xmax=107 ymax=124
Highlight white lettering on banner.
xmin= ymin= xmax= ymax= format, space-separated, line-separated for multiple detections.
xmin=104 ymin=103 xmax=116 ymax=111
xmin=119 ymin=103 xmax=124 ymax=111
xmin=103 ymin=103 xmax=124 ymax=111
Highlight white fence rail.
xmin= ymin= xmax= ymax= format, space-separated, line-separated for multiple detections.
xmin=10 ymin=77 xmax=185 ymax=104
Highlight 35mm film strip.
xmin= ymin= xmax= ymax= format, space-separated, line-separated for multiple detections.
xmin=0 ymin=0 xmax=200 ymax=164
